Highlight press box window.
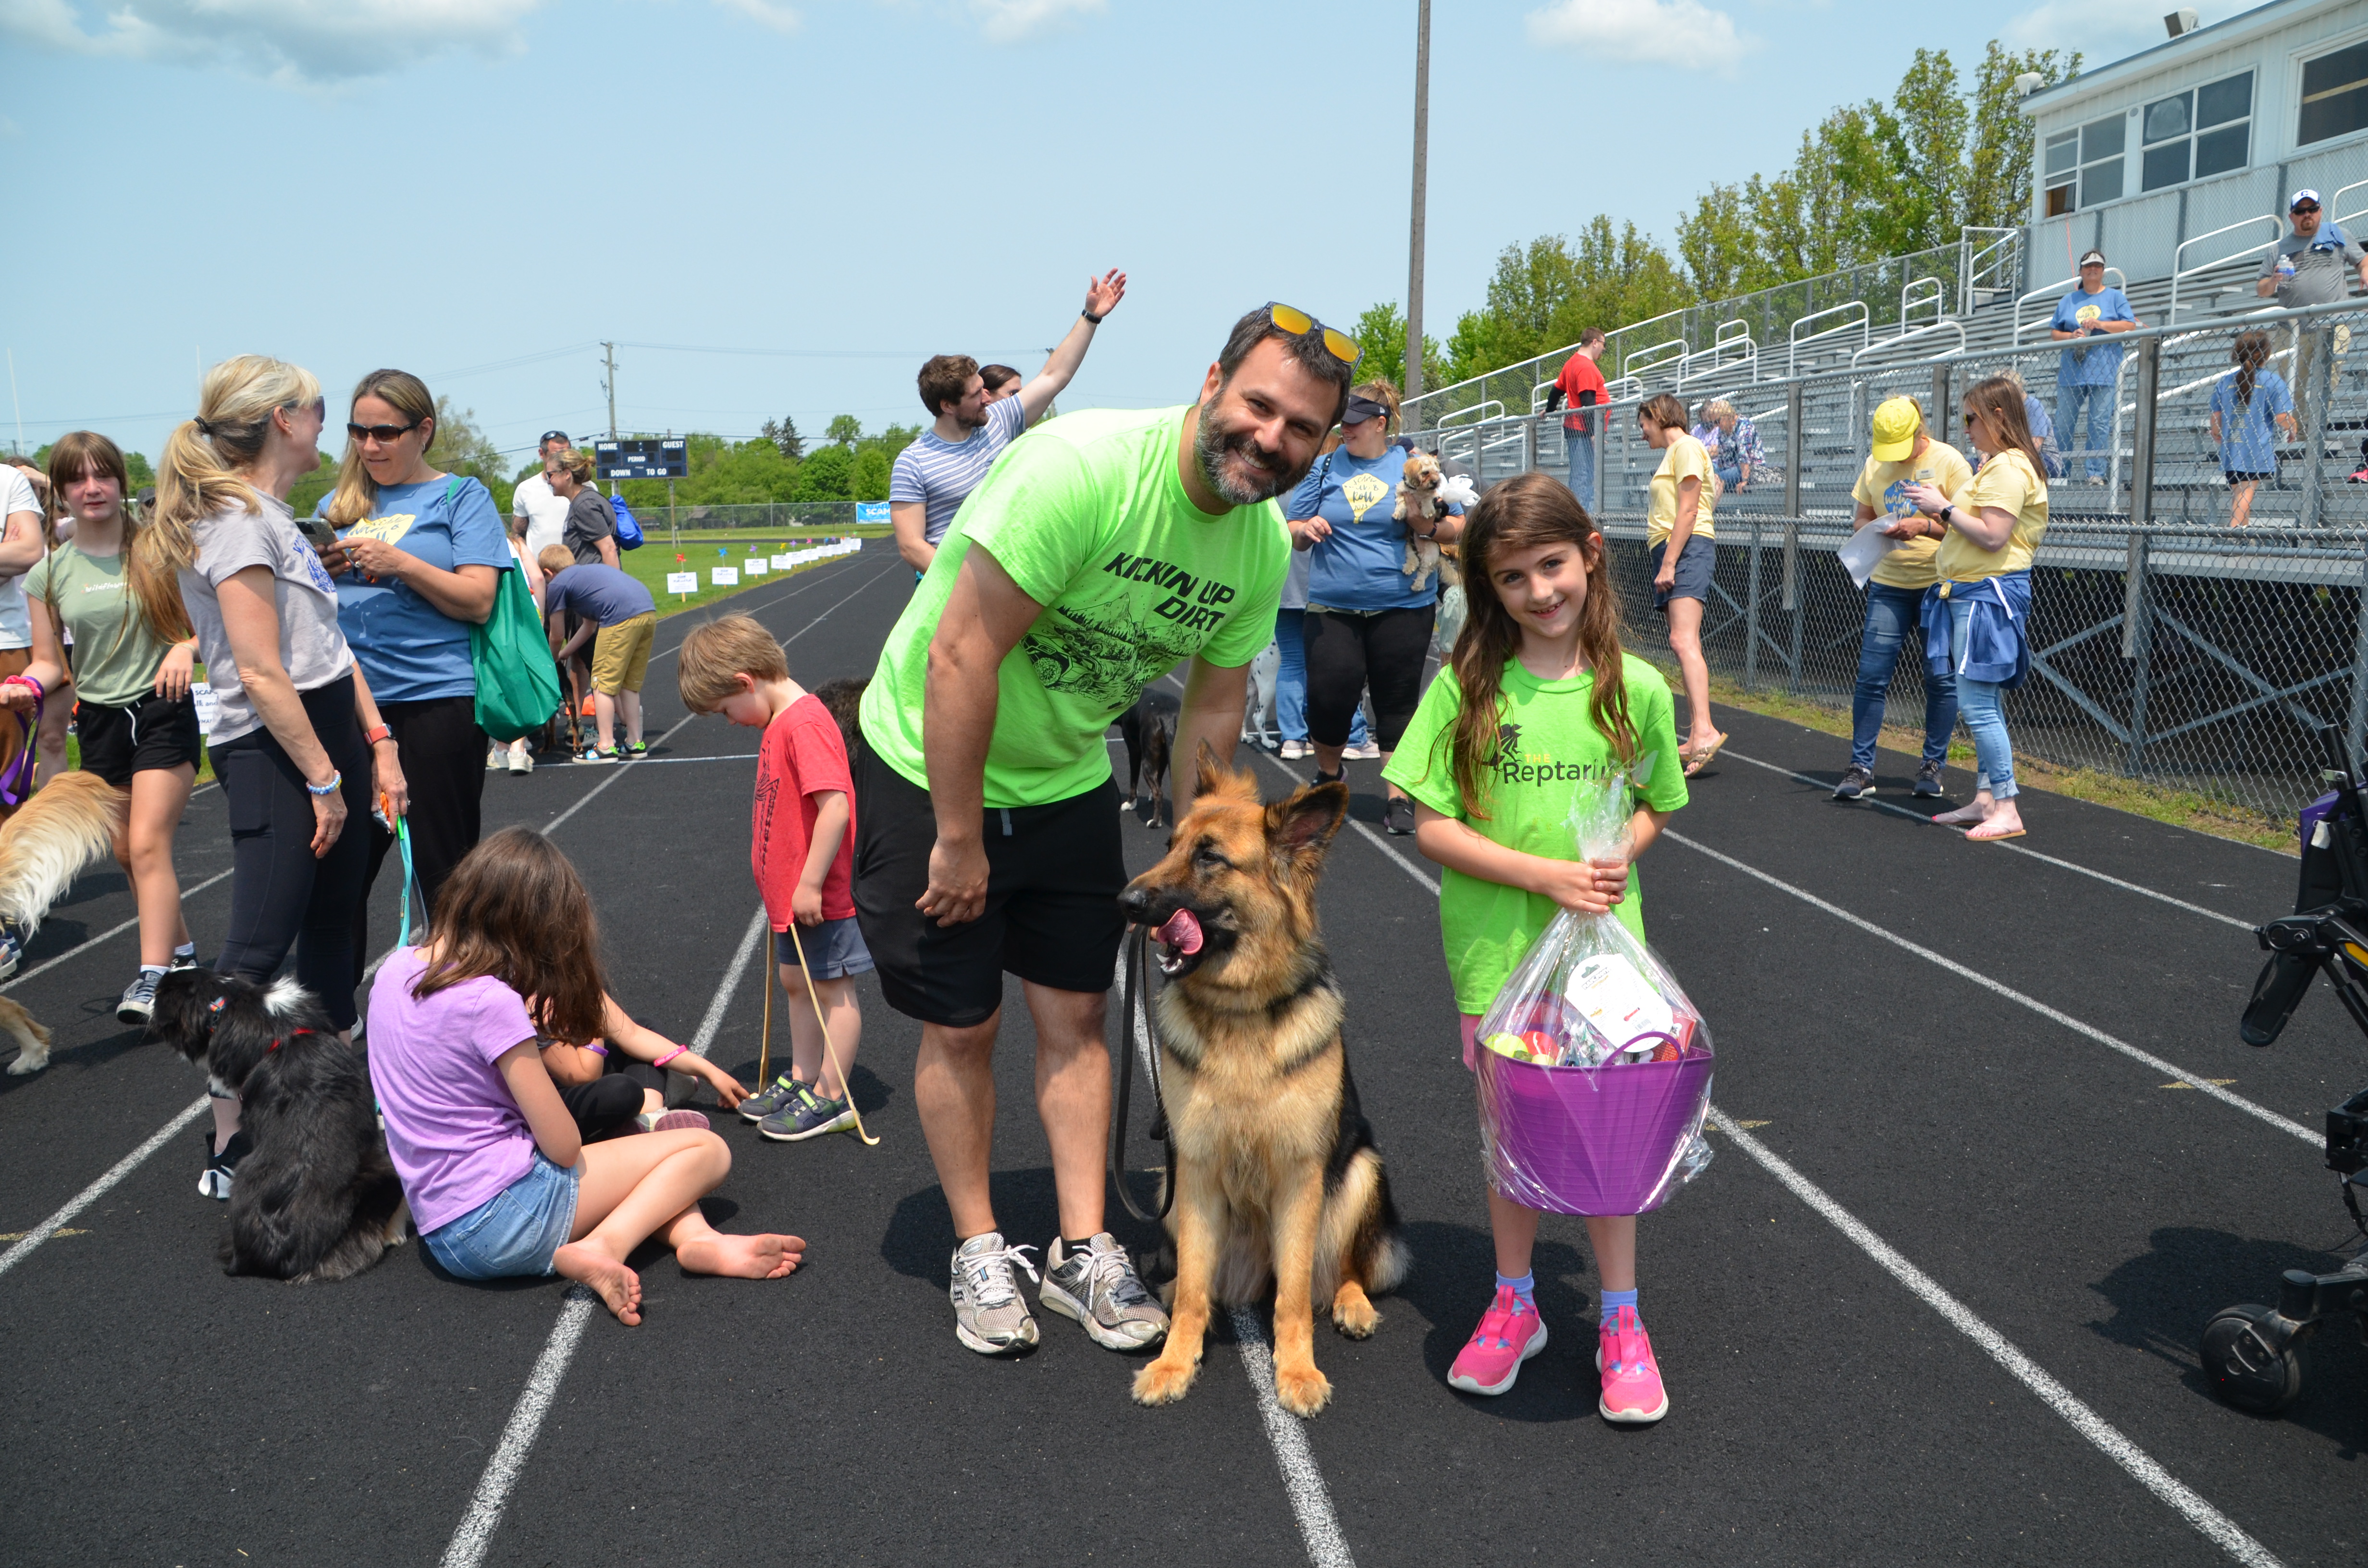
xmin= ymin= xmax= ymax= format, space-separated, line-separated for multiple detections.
xmin=2045 ymin=115 xmax=2124 ymax=215
xmin=2142 ymin=71 xmax=2251 ymax=192
xmin=2300 ymin=41 xmax=2368 ymax=147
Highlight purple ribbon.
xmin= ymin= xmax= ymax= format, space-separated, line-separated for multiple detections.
xmin=0 ymin=690 xmax=41 ymax=808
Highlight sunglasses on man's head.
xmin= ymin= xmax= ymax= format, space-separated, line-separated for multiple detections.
xmin=1265 ymin=303 xmax=1361 ymax=367
xmin=347 ymin=420 xmax=420 ymax=443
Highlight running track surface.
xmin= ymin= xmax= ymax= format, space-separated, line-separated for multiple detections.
xmin=0 ymin=550 xmax=2361 ymax=1567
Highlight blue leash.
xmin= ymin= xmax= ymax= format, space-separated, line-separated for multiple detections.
xmin=395 ymin=813 xmax=418 ymax=946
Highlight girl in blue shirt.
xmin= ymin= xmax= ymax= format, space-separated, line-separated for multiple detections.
xmin=2208 ymin=330 xmax=2298 ymax=529
xmin=1284 ymin=379 xmax=1462 ymax=836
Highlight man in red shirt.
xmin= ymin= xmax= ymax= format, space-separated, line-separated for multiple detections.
xmin=1544 ymin=328 xmax=1609 ymax=505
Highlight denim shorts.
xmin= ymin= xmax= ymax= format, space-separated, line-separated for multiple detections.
xmin=422 ymin=1152 xmax=581 ymax=1280
xmin=774 ymin=914 xmax=876 ymax=980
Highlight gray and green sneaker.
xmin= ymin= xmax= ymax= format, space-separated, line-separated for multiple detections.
xmin=950 ymin=1232 xmax=1040 ymax=1356
xmin=737 ymin=1074 xmax=806 ymax=1124
xmin=1039 ymin=1233 xmax=1169 ymax=1350
xmin=758 ymin=1084 xmax=856 ymax=1142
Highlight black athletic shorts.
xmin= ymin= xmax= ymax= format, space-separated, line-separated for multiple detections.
xmin=75 ymin=692 xmax=202 ymax=787
xmin=851 ymin=744 xmax=1126 ymax=1028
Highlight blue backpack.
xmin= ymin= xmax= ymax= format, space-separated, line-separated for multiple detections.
xmin=608 ymin=490 xmax=645 ymax=551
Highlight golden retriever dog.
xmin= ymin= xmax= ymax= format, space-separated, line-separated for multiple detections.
xmin=1 ymin=771 xmax=133 ymax=1074
xmin=1117 ymin=751 xmax=1406 ymax=1418
xmin=1392 ymin=448 xmax=1446 ymax=593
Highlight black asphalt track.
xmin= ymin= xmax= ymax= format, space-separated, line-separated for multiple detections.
xmin=2 ymin=564 xmax=2362 ymax=1567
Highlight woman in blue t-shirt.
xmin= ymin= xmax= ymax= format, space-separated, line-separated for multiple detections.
xmin=317 ymin=368 xmax=513 ymax=962
xmin=1285 ymin=379 xmax=1461 ymax=836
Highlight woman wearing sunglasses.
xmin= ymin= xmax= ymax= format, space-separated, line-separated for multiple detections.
xmin=316 ymin=368 xmax=511 ymax=958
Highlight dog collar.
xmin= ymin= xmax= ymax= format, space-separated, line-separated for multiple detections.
xmin=269 ymin=1029 xmax=316 ymax=1054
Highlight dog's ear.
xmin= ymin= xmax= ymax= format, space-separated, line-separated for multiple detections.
xmin=1265 ymin=780 xmax=1347 ymax=862
xmin=1190 ymin=740 xmax=1251 ymax=802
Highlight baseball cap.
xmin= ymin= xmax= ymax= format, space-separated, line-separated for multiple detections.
xmin=1870 ymin=396 xmax=1922 ymax=463
xmin=1342 ymin=395 xmax=1389 ymax=426
xmin=2291 ymin=189 xmax=2322 ymax=211
xmin=2078 ymin=248 xmax=2107 ymax=268
xmin=539 ymin=429 xmax=570 ymax=445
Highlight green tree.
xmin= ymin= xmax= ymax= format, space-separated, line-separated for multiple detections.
xmin=1441 ymin=221 xmax=1693 ymax=384
xmin=1347 ymin=302 xmax=1442 ymax=393
xmin=825 ymin=415 xmax=863 ymax=447
xmin=287 ymin=454 xmax=339 ymax=518
xmin=1966 ymin=41 xmax=2080 ymax=231
xmin=794 ymin=444 xmax=854 ymax=501
xmin=760 ymin=415 xmax=805 ymax=460
xmin=851 ymin=446 xmax=891 ymax=502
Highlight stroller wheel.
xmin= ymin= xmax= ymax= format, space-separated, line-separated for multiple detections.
xmin=2200 ymin=1304 xmax=2303 ymax=1413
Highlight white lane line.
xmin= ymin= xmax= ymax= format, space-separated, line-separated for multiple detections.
xmin=645 ymin=553 xmax=866 ymax=666
xmin=1708 ymin=1109 xmax=2285 ymax=1568
xmin=0 ymin=1094 xmax=208 ymax=1278
xmin=1295 ymin=762 xmax=2295 ymax=1568
xmin=1245 ymin=749 xmax=1440 ymax=894
xmin=437 ymin=904 xmax=770 ymax=1568
xmin=1666 ymin=830 xmax=2318 ymax=1147
xmin=552 ymin=753 xmax=759 ymax=766
xmin=437 ymin=1287 xmax=598 ymax=1568
xmin=1723 ymin=748 xmax=2254 ymax=931
xmin=1 ymin=865 xmax=233 ymax=994
xmin=1229 ymin=1306 xmax=1359 ymax=1568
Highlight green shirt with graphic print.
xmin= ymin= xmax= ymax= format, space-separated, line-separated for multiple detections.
xmin=859 ymin=405 xmax=1290 ymax=808
xmin=1383 ymin=653 xmax=1690 ymax=1015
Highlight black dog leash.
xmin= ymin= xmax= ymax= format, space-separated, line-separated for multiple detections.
xmin=1110 ymin=923 xmax=1174 ymax=1223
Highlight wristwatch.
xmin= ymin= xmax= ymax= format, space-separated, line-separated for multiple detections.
xmin=1082 ymin=309 xmax=1104 ymax=325
xmin=364 ymin=723 xmax=393 ymax=747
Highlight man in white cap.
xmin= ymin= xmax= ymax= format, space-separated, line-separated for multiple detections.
xmin=2258 ymin=191 xmax=2367 ymax=429
xmin=2048 ymin=249 xmax=2137 ymax=485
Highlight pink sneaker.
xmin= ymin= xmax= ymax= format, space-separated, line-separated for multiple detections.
xmin=1447 ymin=1286 xmax=1547 ymax=1395
xmin=1597 ymin=1305 xmax=1668 ymax=1423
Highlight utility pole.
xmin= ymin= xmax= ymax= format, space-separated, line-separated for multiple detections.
xmin=1405 ymin=0 xmax=1431 ymax=407
xmin=601 ymin=342 xmax=618 ymax=439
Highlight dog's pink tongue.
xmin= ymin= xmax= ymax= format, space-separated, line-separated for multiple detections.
xmin=1155 ymin=909 xmax=1204 ymax=956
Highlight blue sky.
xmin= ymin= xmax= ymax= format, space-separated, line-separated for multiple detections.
xmin=2 ymin=0 xmax=2208 ymax=467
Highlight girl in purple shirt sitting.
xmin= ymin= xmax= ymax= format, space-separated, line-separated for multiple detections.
xmin=368 ymin=826 xmax=802 ymax=1323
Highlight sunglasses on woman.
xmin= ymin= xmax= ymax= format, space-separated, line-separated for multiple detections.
xmin=1265 ymin=303 xmax=1361 ymax=367
xmin=347 ymin=420 xmax=420 ymax=443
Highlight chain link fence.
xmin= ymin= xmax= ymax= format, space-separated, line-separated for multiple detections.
xmin=1429 ymin=296 xmax=2368 ymax=831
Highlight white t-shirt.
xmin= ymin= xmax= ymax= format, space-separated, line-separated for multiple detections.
xmin=510 ymin=470 xmax=569 ymax=561
xmin=179 ymin=491 xmax=355 ymax=745
xmin=0 ymin=468 xmax=40 ymax=650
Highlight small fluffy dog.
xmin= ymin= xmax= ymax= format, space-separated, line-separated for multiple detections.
xmin=1393 ymin=449 xmax=1447 ymax=593
xmin=148 ymin=970 xmax=409 ymax=1283
xmin=1119 ymin=752 xmax=1407 ymax=1418
xmin=1 ymin=770 xmax=134 ymax=1075
xmin=1118 ymin=690 xmax=1178 ymax=828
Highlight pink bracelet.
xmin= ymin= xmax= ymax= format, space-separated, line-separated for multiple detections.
xmin=3 ymin=673 xmax=42 ymax=702
xmin=654 ymin=1045 xmax=689 ymax=1070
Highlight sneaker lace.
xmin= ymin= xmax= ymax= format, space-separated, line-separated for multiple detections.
xmin=962 ymin=1241 xmax=1039 ymax=1308
xmin=1079 ymin=1242 xmax=1152 ymax=1309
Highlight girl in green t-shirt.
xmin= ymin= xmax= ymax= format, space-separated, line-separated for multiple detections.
xmin=1381 ymin=470 xmax=1688 ymax=1423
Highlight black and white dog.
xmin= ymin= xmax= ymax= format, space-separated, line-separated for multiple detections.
xmin=148 ymin=970 xmax=409 ymax=1283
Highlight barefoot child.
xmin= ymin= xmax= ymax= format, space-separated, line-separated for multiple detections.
xmin=678 ymin=613 xmax=871 ymax=1142
xmin=1382 ymin=471 xmax=1689 ymax=1422
xmin=368 ymin=826 xmax=802 ymax=1323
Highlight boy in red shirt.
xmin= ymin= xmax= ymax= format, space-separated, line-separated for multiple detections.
xmin=679 ymin=614 xmax=871 ymax=1142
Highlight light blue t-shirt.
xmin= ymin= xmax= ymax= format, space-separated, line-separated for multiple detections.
xmin=1287 ymin=444 xmax=1460 ymax=613
xmin=2209 ymin=369 xmax=2294 ymax=476
xmin=2051 ymin=286 xmax=2135 ymax=388
xmin=324 ymin=476 xmax=511 ymax=702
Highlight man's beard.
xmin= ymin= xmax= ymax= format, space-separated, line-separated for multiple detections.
xmin=1193 ymin=402 xmax=1308 ymax=506
xmin=958 ymin=404 xmax=989 ymax=430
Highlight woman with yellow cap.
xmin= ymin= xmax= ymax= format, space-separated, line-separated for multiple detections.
xmin=1833 ymin=396 xmax=1973 ymax=802
xmin=1901 ymin=375 xmax=2050 ymax=842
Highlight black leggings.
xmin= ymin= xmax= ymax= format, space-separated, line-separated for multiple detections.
xmin=1304 ymin=604 xmax=1436 ymax=753
xmin=556 ymin=1056 xmax=665 ymax=1140
xmin=353 ymin=694 xmax=485 ymax=986
xmin=212 ymin=673 xmax=374 ymax=1030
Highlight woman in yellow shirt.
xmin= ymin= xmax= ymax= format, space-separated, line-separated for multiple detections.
xmin=1901 ymin=374 xmax=2050 ymax=842
xmin=1638 ymin=393 xmax=1724 ymax=773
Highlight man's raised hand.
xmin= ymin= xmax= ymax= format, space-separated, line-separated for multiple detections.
xmin=1086 ymin=270 xmax=1127 ymax=320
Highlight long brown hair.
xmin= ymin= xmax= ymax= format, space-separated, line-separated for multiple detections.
xmin=2231 ymin=329 xmax=2271 ymax=408
xmin=1962 ymin=373 xmax=2047 ymax=480
xmin=325 ymin=368 xmax=437 ymax=528
xmin=1431 ymin=471 xmax=1635 ymax=819
xmin=413 ymin=827 xmax=607 ymax=1045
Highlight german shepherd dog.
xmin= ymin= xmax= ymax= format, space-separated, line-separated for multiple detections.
xmin=1117 ymin=751 xmax=1406 ymax=1417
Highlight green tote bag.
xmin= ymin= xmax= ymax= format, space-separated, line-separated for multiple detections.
xmin=454 ymin=479 xmax=562 ymax=742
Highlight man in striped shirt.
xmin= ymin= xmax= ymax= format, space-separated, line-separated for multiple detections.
xmin=890 ymin=269 xmax=1127 ymax=574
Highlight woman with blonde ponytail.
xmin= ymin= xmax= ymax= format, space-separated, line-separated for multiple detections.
xmin=145 ymin=356 xmax=406 ymax=1200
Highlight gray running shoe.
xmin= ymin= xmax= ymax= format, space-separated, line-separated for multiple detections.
xmin=738 ymin=1074 xmax=805 ymax=1124
xmin=950 ymin=1232 xmax=1040 ymax=1356
xmin=758 ymin=1085 xmax=855 ymax=1142
xmin=1913 ymin=760 xmax=1946 ymax=797
xmin=1832 ymin=766 xmax=1873 ymax=800
xmin=1039 ymin=1233 xmax=1170 ymax=1350
xmin=117 ymin=970 xmax=160 ymax=1025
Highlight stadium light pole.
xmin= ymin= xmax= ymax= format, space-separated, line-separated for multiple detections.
xmin=1405 ymin=0 xmax=1431 ymax=406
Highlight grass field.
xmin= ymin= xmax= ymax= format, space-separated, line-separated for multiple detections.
xmin=615 ymin=533 xmax=887 ymax=618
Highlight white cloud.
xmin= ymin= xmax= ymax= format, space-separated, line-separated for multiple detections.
xmin=1525 ymin=0 xmax=1753 ymax=69
xmin=970 ymin=0 xmax=1104 ymax=44
xmin=0 ymin=0 xmax=543 ymax=86
xmin=2005 ymin=0 xmax=2200 ymax=65
xmin=715 ymin=0 xmax=802 ymax=33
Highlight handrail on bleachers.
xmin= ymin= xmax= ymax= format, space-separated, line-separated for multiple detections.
xmin=1787 ymin=302 xmax=1869 ymax=377
xmin=2168 ymin=214 xmax=2285 ymax=323
xmin=1852 ymin=318 xmax=1965 ymax=368
xmin=1901 ymin=276 xmax=1945 ymax=332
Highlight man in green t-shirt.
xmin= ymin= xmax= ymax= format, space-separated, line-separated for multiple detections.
xmin=853 ymin=304 xmax=1353 ymax=1359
